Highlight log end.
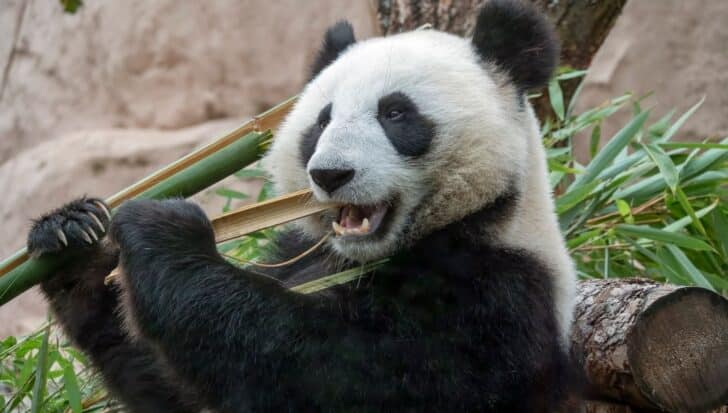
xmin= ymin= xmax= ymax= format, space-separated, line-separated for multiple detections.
xmin=627 ymin=287 xmax=728 ymax=412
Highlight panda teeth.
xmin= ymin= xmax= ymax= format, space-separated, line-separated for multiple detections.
xmin=361 ymin=218 xmax=370 ymax=233
xmin=332 ymin=221 xmax=345 ymax=235
xmin=331 ymin=217 xmax=371 ymax=236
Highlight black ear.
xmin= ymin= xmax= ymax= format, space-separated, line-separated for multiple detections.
xmin=309 ymin=21 xmax=356 ymax=81
xmin=472 ymin=0 xmax=558 ymax=92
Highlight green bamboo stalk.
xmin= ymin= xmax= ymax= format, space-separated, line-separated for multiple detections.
xmin=0 ymin=130 xmax=270 ymax=306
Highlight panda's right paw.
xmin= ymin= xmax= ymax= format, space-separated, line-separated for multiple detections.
xmin=28 ymin=197 xmax=111 ymax=258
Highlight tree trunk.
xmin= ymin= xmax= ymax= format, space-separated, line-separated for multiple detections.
xmin=572 ymin=279 xmax=728 ymax=412
xmin=375 ymin=0 xmax=627 ymax=120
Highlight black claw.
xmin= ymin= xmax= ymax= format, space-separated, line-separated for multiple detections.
xmin=28 ymin=197 xmax=112 ymax=257
xmin=86 ymin=211 xmax=105 ymax=233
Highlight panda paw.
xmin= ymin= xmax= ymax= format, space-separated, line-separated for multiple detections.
xmin=109 ymin=199 xmax=216 ymax=257
xmin=28 ymin=197 xmax=111 ymax=258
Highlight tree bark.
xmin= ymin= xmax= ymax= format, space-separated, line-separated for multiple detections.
xmin=375 ymin=0 xmax=627 ymax=120
xmin=572 ymin=279 xmax=728 ymax=412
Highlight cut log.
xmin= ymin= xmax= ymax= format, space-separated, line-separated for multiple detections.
xmin=572 ymin=279 xmax=728 ymax=412
xmin=375 ymin=0 xmax=627 ymax=120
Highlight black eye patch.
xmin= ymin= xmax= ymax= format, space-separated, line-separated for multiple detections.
xmin=299 ymin=103 xmax=332 ymax=167
xmin=377 ymin=92 xmax=435 ymax=157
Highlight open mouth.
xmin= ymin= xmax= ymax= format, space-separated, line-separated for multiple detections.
xmin=332 ymin=203 xmax=389 ymax=237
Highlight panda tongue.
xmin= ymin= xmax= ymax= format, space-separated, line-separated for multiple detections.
xmin=342 ymin=205 xmax=363 ymax=228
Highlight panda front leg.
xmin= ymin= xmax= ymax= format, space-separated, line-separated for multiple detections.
xmin=110 ymin=199 xmax=415 ymax=411
xmin=27 ymin=198 xmax=200 ymax=413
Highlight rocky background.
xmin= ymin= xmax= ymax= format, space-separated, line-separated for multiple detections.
xmin=0 ymin=0 xmax=726 ymax=335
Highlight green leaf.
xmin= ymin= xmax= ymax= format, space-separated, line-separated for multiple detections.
xmin=589 ymin=124 xmax=601 ymax=160
xmin=556 ymin=180 xmax=600 ymax=214
xmin=642 ymin=142 xmax=679 ymax=193
xmin=569 ymin=110 xmax=649 ymax=191
xmin=659 ymin=142 xmax=728 ymax=150
xmin=61 ymin=361 xmax=82 ymax=413
xmin=60 ymin=0 xmax=83 ymax=13
xmin=615 ymin=199 xmax=634 ymax=224
xmin=674 ymin=186 xmax=708 ymax=236
xmin=214 ymin=188 xmax=249 ymax=200
xmin=548 ymin=78 xmax=565 ymax=121
xmin=659 ymin=97 xmax=705 ymax=142
xmin=30 ymin=324 xmax=51 ymax=413
xmin=663 ymin=201 xmax=718 ymax=232
xmin=555 ymin=69 xmax=588 ymax=80
xmin=664 ymin=245 xmax=715 ymax=291
xmin=647 ymin=110 xmax=675 ymax=138
xmin=566 ymin=229 xmax=602 ymax=249
xmin=234 ymin=168 xmax=269 ymax=179
xmin=709 ymin=209 xmax=728 ymax=257
xmin=615 ymin=224 xmax=713 ymax=251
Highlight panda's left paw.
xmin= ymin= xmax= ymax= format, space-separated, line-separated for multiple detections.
xmin=110 ymin=199 xmax=217 ymax=256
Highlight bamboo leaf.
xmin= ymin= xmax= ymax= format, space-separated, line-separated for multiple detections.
xmin=569 ymin=111 xmax=649 ymax=191
xmin=642 ymin=142 xmax=679 ymax=193
xmin=664 ymin=245 xmax=715 ymax=291
xmin=61 ymin=361 xmax=82 ymax=413
xmin=215 ymin=188 xmax=249 ymax=200
xmin=615 ymin=224 xmax=713 ymax=251
xmin=548 ymin=78 xmax=565 ymax=121
xmin=556 ymin=180 xmax=600 ymax=214
xmin=663 ymin=201 xmax=718 ymax=232
xmin=555 ymin=69 xmax=588 ymax=80
xmin=590 ymin=124 xmax=601 ymax=160
xmin=674 ymin=186 xmax=708 ymax=236
xmin=648 ymin=109 xmax=675 ymax=138
xmin=659 ymin=97 xmax=705 ymax=142
xmin=30 ymin=324 xmax=50 ymax=413
xmin=709 ymin=209 xmax=728 ymax=258
xmin=660 ymin=142 xmax=728 ymax=150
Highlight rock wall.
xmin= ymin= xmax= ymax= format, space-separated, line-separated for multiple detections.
xmin=573 ymin=0 xmax=728 ymax=160
xmin=0 ymin=0 xmax=376 ymax=336
xmin=0 ymin=0 xmax=376 ymax=163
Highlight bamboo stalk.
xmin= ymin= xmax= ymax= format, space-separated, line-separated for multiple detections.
xmin=0 ymin=97 xmax=297 ymax=306
xmin=212 ymin=189 xmax=332 ymax=243
xmin=105 ymin=189 xmax=337 ymax=284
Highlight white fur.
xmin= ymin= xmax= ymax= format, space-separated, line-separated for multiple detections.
xmin=263 ymin=29 xmax=576 ymax=341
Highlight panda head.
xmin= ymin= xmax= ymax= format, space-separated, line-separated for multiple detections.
xmin=265 ymin=0 xmax=558 ymax=262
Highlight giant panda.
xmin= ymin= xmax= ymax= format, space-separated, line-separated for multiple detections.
xmin=27 ymin=0 xmax=576 ymax=411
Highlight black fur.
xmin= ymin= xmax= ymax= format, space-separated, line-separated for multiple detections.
xmin=32 ymin=196 xmax=571 ymax=412
xmin=28 ymin=199 xmax=200 ymax=413
xmin=377 ymin=92 xmax=436 ymax=157
xmin=299 ymin=102 xmax=332 ymax=167
xmin=472 ymin=0 xmax=559 ymax=92
xmin=309 ymin=21 xmax=356 ymax=80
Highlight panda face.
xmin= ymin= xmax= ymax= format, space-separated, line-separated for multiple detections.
xmin=266 ymin=32 xmax=516 ymax=261
xmin=265 ymin=3 xmax=558 ymax=262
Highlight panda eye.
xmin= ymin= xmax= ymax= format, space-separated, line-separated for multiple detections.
xmin=386 ymin=108 xmax=405 ymax=121
xmin=317 ymin=103 xmax=333 ymax=130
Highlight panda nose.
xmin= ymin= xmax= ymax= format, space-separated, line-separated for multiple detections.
xmin=310 ymin=168 xmax=355 ymax=194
